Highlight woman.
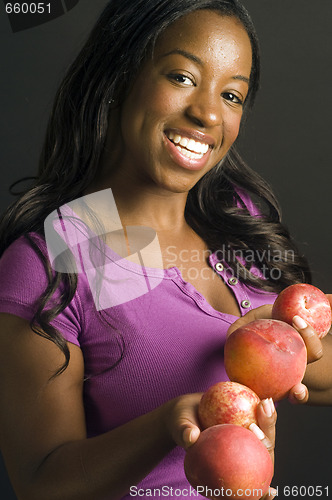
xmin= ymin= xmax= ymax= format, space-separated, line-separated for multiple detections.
xmin=0 ymin=1 xmax=330 ymax=499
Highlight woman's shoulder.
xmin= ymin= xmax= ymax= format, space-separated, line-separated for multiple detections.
xmin=2 ymin=231 xmax=46 ymax=251
xmin=0 ymin=231 xmax=85 ymax=345
xmin=1 ymin=232 xmax=47 ymax=267
xmin=0 ymin=231 xmax=50 ymax=281
xmin=0 ymin=232 xmax=51 ymax=320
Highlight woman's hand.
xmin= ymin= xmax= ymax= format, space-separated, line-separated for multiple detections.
xmin=289 ymin=295 xmax=332 ymax=367
xmin=290 ymin=294 xmax=332 ymax=404
xmin=227 ymin=304 xmax=274 ymax=337
xmin=251 ymin=398 xmax=277 ymax=499
xmin=165 ymin=392 xmax=277 ymax=498
xmin=164 ymin=392 xmax=203 ymax=450
xmin=286 ymin=313 xmax=323 ymax=404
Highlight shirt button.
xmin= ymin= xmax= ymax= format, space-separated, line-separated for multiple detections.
xmin=215 ymin=263 xmax=224 ymax=272
xmin=228 ymin=277 xmax=238 ymax=286
xmin=241 ymin=300 xmax=251 ymax=309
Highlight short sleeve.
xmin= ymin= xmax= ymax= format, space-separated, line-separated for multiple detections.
xmin=0 ymin=234 xmax=82 ymax=347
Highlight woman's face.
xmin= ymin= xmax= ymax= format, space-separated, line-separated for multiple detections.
xmin=107 ymin=9 xmax=252 ymax=194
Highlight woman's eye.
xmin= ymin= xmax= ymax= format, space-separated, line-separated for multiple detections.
xmin=168 ymin=73 xmax=194 ymax=87
xmin=222 ymin=92 xmax=243 ymax=105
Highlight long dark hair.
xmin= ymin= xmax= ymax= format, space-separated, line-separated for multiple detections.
xmin=0 ymin=0 xmax=311 ymax=374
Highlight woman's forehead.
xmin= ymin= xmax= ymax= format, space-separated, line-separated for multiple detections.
xmin=153 ymin=10 xmax=252 ymax=75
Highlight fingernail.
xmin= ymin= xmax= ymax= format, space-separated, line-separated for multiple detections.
xmin=269 ymin=398 xmax=275 ymax=415
xmin=294 ymin=388 xmax=306 ymax=400
xmin=188 ymin=427 xmax=200 ymax=444
xmin=269 ymin=487 xmax=278 ymax=497
xmin=292 ymin=315 xmax=308 ymax=330
xmin=249 ymin=423 xmax=265 ymax=440
xmin=262 ymin=398 xmax=272 ymax=417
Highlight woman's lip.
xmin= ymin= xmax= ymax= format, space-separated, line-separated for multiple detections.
xmin=164 ymin=133 xmax=212 ymax=171
xmin=165 ymin=128 xmax=216 ymax=147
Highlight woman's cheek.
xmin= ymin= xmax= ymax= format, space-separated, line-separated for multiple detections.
xmin=225 ymin=114 xmax=242 ymax=146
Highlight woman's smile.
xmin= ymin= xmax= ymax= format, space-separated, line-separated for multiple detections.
xmin=163 ymin=128 xmax=213 ymax=170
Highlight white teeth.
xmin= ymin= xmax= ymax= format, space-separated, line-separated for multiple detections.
xmin=176 ymin=145 xmax=204 ymax=159
xmin=179 ymin=137 xmax=189 ymax=148
xmin=193 ymin=142 xmax=203 ymax=153
xmin=187 ymin=139 xmax=196 ymax=151
xmin=167 ymin=131 xmax=210 ymax=155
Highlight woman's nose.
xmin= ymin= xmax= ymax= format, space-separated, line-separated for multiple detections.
xmin=185 ymin=90 xmax=222 ymax=129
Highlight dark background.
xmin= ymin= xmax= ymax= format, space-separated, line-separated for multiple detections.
xmin=1 ymin=0 xmax=331 ymax=498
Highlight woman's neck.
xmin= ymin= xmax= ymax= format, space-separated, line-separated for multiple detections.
xmin=86 ymin=168 xmax=191 ymax=234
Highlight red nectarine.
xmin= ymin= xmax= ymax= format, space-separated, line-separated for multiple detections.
xmin=224 ymin=319 xmax=307 ymax=401
xmin=272 ymin=283 xmax=331 ymax=339
xmin=184 ymin=424 xmax=273 ymax=500
xmin=198 ymin=381 xmax=260 ymax=429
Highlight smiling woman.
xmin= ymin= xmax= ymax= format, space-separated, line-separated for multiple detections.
xmin=0 ymin=1 xmax=330 ymax=500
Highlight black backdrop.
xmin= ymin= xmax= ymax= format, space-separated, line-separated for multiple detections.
xmin=1 ymin=1 xmax=332 ymax=498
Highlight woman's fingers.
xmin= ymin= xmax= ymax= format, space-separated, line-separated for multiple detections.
xmin=251 ymin=398 xmax=276 ymax=462
xmin=182 ymin=426 xmax=200 ymax=448
xmin=292 ymin=315 xmax=323 ymax=363
xmin=250 ymin=400 xmax=277 ymax=499
xmin=227 ymin=305 xmax=273 ymax=337
xmin=288 ymin=382 xmax=309 ymax=404
xmin=165 ymin=393 xmax=203 ymax=450
xmin=249 ymin=421 xmax=274 ymax=456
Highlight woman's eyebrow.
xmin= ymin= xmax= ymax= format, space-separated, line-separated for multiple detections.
xmin=232 ymin=75 xmax=250 ymax=85
xmin=160 ymin=49 xmax=250 ymax=85
xmin=160 ymin=49 xmax=203 ymax=66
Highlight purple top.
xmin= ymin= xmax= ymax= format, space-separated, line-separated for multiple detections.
xmin=0 ymin=226 xmax=277 ymax=498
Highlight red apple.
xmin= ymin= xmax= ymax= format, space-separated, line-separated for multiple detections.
xmin=198 ymin=381 xmax=260 ymax=429
xmin=224 ymin=319 xmax=307 ymax=401
xmin=184 ymin=424 xmax=273 ymax=500
xmin=272 ymin=283 xmax=331 ymax=339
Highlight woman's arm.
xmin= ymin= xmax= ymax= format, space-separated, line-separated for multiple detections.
xmin=0 ymin=312 xmax=276 ymax=500
xmin=0 ymin=312 xmax=196 ymax=500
